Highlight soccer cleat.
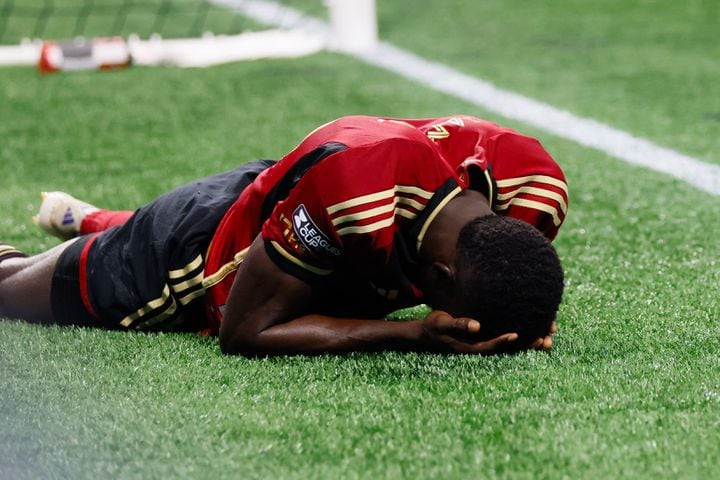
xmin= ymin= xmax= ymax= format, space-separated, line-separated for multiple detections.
xmin=35 ymin=191 xmax=99 ymax=240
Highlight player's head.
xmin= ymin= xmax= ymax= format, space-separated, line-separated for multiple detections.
xmin=438 ymin=215 xmax=564 ymax=348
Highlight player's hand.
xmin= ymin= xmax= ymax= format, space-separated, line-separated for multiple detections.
xmin=529 ymin=321 xmax=558 ymax=352
xmin=420 ymin=310 xmax=518 ymax=355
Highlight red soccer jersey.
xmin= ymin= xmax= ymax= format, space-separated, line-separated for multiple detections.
xmin=398 ymin=115 xmax=569 ymax=240
xmin=203 ymin=115 xmax=568 ymax=330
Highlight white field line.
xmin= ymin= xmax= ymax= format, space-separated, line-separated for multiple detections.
xmin=211 ymin=0 xmax=720 ymax=196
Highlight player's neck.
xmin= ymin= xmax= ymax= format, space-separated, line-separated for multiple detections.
xmin=419 ymin=190 xmax=493 ymax=265
xmin=416 ymin=190 xmax=493 ymax=306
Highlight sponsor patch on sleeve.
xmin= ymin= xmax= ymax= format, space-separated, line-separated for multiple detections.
xmin=293 ymin=204 xmax=342 ymax=257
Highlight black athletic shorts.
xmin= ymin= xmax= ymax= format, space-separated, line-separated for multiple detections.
xmin=50 ymin=160 xmax=275 ymax=331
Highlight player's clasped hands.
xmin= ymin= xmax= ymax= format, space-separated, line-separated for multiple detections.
xmin=420 ymin=310 xmax=556 ymax=354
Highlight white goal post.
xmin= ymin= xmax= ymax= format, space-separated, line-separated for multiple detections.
xmin=0 ymin=0 xmax=377 ymax=69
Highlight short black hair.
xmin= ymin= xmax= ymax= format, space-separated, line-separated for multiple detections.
xmin=455 ymin=215 xmax=564 ymax=347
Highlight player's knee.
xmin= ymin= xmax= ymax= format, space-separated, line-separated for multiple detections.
xmin=0 ymin=258 xmax=31 ymax=317
xmin=0 ymin=263 xmax=10 ymax=315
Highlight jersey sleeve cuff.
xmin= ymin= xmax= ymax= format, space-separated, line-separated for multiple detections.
xmin=264 ymin=240 xmax=334 ymax=283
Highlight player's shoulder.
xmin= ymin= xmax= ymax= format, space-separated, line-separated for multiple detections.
xmin=490 ymin=130 xmax=564 ymax=178
xmin=313 ymin=115 xmax=432 ymax=147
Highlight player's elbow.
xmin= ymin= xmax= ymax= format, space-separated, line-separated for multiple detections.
xmin=219 ymin=328 xmax=263 ymax=357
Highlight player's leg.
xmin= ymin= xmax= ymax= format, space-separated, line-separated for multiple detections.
xmin=35 ymin=159 xmax=278 ymax=240
xmin=0 ymin=241 xmax=71 ymax=324
xmin=7 ymin=161 xmax=277 ymax=329
xmin=35 ymin=191 xmax=133 ymax=239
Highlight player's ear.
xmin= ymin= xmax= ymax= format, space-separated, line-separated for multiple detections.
xmin=428 ymin=261 xmax=456 ymax=301
xmin=430 ymin=262 xmax=454 ymax=285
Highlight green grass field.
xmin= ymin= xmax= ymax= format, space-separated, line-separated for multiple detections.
xmin=2 ymin=1 xmax=719 ymax=479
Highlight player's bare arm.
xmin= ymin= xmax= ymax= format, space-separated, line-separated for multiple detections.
xmin=219 ymin=189 xmax=558 ymax=357
xmin=219 ymin=236 xmax=519 ymax=356
xmin=2 ymin=115 xmax=565 ymax=355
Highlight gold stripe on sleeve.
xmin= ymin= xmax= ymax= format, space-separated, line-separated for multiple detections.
xmin=269 ymin=241 xmax=333 ymax=276
xmin=395 ymin=207 xmax=419 ymax=220
xmin=331 ymin=194 xmax=426 ymax=227
xmin=496 ymin=186 xmax=568 ymax=214
xmin=495 ymin=175 xmax=569 ymax=195
xmin=326 ymin=188 xmax=396 ymax=215
xmin=495 ymin=198 xmax=562 ymax=226
xmin=396 ymin=196 xmax=425 ymax=211
xmin=326 ymin=184 xmax=435 ymax=216
xmin=395 ymin=185 xmax=434 ymax=199
xmin=331 ymin=201 xmax=396 ymax=226
xmin=335 ymin=216 xmax=395 ymax=236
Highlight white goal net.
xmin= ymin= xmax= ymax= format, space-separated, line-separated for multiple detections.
xmin=0 ymin=0 xmax=377 ymax=70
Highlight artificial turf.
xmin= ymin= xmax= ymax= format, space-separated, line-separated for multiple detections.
xmin=1 ymin=1 xmax=719 ymax=479
xmin=376 ymin=0 xmax=720 ymax=165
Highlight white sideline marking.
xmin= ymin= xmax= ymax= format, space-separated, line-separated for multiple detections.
xmin=211 ymin=0 xmax=720 ymax=196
